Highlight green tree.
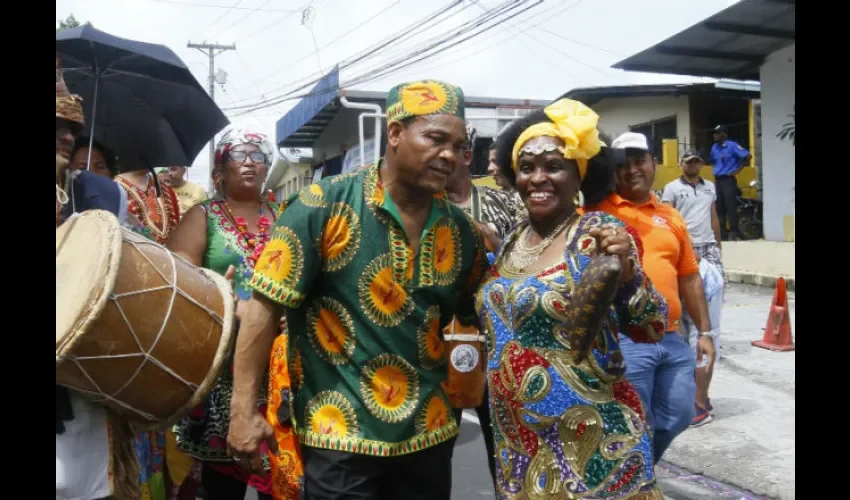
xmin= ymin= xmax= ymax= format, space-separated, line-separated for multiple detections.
xmin=57 ymin=14 xmax=80 ymax=31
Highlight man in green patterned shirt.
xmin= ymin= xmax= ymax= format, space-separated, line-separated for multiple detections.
xmin=227 ymin=80 xmax=489 ymax=499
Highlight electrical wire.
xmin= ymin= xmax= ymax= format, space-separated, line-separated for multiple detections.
xmin=227 ymin=0 xmax=545 ymax=116
xmin=222 ymin=0 xmax=528 ymax=112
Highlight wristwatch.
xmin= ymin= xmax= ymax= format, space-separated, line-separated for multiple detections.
xmin=698 ymin=331 xmax=715 ymax=338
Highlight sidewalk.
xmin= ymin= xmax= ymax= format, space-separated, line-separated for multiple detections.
xmin=662 ymin=283 xmax=795 ymax=499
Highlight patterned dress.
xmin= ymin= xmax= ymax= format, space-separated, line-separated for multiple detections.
xmin=173 ymin=199 xmax=303 ymax=498
xmin=115 ymin=174 xmax=180 ymax=244
xmin=476 ymin=212 xmax=669 ymax=500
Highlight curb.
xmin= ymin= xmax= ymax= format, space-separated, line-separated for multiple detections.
xmin=725 ymin=271 xmax=795 ymax=292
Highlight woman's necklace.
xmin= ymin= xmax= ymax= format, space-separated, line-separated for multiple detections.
xmin=222 ymin=199 xmax=272 ymax=268
xmin=508 ymin=213 xmax=578 ymax=272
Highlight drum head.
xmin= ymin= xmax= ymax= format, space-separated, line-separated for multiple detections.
xmin=56 ymin=210 xmax=122 ymax=358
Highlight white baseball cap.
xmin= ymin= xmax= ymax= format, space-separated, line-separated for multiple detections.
xmin=611 ymin=132 xmax=651 ymax=152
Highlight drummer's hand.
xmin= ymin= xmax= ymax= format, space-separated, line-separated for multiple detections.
xmin=227 ymin=412 xmax=278 ymax=475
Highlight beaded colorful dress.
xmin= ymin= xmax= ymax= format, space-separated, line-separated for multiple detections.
xmin=173 ymin=199 xmax=303 ymax=499
xmin=115 ymin=174 xmax=180 ymax=245
xmin=475 ymin=212 xmax=669 ymax=500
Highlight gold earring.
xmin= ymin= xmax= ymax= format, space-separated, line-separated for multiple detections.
xmin=573 ymin=191 xmax=584 ymax=207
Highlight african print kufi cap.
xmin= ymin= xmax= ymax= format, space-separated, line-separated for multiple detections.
xmin=385 ymin=80 xmax=465 ymax=124
xmin=56 ymin=56 xmax=84 ymax=127
xmin=214 ymin=127 xmax=275 ymax=167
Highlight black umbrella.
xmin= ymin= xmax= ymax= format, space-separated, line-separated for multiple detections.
xmin=56 ymin=25 xmax=229 ymax=173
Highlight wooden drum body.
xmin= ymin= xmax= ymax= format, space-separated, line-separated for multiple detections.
xmin=56 ymin=210 xmax=236 ymax=428
xmin=442 ymin=318 xmax=487 ymax=409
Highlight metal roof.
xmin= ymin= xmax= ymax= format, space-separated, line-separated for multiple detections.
xmin=612 ymin=0 xmax=795 ymax=81
xmin=559 ymin=82 xmax=760 ymax=107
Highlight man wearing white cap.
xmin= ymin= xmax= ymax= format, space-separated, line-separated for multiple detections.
xmin=662 ymin=149 xmax=724 ymax=427
xmin=585 ymin=132 xmax=715 ymax=462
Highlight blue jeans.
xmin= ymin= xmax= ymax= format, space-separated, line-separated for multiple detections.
xmin=619 ymin=332 xmax=696 ymax=462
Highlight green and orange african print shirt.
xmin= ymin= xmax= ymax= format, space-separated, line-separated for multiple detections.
xmin=249 ymin=161 xmax=489 ymax=457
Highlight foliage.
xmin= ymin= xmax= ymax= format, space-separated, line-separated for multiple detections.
xmin=776 ymin=105 xmax=795 ymax=146
xmin=57 ymin=14 xmax=80 ymax=31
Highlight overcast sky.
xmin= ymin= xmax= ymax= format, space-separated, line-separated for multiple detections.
xmin=57 ymin=0 xmax=740 ymax=185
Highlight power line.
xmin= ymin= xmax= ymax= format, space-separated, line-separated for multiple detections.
xmin=193 ymin=0 xmax=244 ymax=39
xmin=228 ymin=0 xmax=544 ymax=116
xmin=145 ymin=0 xmax=298 ymax=11
xmin=223 ymin=0 xmax=466 ymax=107
xmin=207 ymin=0 xmax=273 ymax=41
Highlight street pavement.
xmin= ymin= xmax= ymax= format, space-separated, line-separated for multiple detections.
xmin=243 ymin=283 xmax=794 ymax=500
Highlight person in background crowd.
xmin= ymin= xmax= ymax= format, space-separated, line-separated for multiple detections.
xmin=483 ymin=99 xmax=669 ymax=499
xmin=586 ymin=132 xmax=715 ymax=462
xmin=662 ymin=149 xmax=725 ymax=427
xmin=708 ymin=124 xmax=751 ymax=241
xmin=487 ymin=141 xmax=527 ymax=224
xmin=226 ymin=80 xmax=488 ymax=500
xmin=115 ymin=166 xmax=181 ymax=244
xmin=167 ymin=165 xmax=208 ymax=217
xmin=168 ymin=127 xmax=301 ymax=500
xmin=70 ymin=137 xmax=118 ymax=178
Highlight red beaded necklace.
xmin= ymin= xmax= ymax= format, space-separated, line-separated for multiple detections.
xmin=222 ymin=199 xmax=272 ymax=268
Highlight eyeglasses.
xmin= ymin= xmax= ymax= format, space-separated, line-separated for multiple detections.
xmin=229 ymin=150 xmax=266 ymax=163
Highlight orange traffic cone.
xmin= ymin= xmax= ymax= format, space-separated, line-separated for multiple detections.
xmin=752 ymin=277 xmax=795 ymax=352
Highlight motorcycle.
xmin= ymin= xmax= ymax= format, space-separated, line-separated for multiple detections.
xmin=737 ymin=180 xmax=763 ymax=240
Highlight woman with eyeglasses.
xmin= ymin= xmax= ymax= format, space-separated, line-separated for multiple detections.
xmin=167 ymin=128 xmax=302 ymax=500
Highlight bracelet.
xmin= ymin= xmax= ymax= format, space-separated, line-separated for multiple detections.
xmin=698 ymin=331 xmax=715 ymax=338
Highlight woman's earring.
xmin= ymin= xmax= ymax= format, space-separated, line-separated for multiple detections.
xmin=574 ymin=190 xmax=584 ymax=208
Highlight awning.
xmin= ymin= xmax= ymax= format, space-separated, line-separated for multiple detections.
xmin=276 ymin=65 xmax=340 ymax=148
xmin=612 ymin=0 xmax=794 ymax=81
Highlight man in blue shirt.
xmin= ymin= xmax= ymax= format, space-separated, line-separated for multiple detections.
xmin=708 ymin=124 xmax=751 ymax=241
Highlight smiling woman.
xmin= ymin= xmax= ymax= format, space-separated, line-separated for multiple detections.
xmin=479 ymin=99 xmax=669 ymax=500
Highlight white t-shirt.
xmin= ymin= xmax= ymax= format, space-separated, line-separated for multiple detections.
xmin=56 ymin=392 xmax=113 ymax=500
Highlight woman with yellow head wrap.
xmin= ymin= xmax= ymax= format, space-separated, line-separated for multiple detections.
xmin=474 ymin=99 xmax=670 ymax=499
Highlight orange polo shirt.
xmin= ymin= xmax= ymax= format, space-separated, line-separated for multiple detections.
xmin=587 ymin=193 xmax=699 ymax=331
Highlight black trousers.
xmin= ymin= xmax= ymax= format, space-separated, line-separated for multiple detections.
xmin=302 ymin=440 xmax=454 ymax=500
xmin=451 ymin=391 xmax=496 ymax=486
xmin=715 ymin=175 xmax=741 ymax=238
xmin=201 ymin=463 xmax=272 ymax=500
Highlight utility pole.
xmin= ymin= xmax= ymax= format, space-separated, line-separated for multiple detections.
xmin=187 ymin=41 xmax=235 ymax=192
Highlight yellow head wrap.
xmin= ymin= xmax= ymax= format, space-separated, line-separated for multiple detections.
xmin=511 ymin=98 xmax=602 ymax=180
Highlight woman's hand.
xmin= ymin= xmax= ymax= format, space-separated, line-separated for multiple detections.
xmin=476 ymin=221 xmax=502 ymax=253
xmin=589 ymin=225 xmax=632 ymax=281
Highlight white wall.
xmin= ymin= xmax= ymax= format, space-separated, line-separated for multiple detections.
xmin=592 ymin=95 xmax=692 ymax=146
xmin=759 ymin=43 xmax=795 ymax=241
xmin=311 ymin=104 xmax=531 ymax=160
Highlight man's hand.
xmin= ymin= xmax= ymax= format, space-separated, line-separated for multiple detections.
xmin=227 ymin=410 xmax=278 ymax=475
xmin=696 ymin=334 xmax=717 ymax=372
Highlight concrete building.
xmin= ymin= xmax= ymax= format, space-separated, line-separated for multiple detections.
xmin=559 ymin=83 xmax=760 ymax=196
xmin=266 ymin=155 xmax=313 ymax=202
xmin=611 ymin=0 xmax=794 ymax=242
xmin=274 ymin=66 xmax=547 ymax=179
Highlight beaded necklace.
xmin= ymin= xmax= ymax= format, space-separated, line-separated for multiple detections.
xmin=221 ymin=199 xmax=273 ymax=268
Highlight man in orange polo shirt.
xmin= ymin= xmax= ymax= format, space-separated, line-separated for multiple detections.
xmin=587 ymin=132 xmax=715 ymax=462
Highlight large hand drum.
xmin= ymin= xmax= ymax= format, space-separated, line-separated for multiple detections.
xmin=56 ymin=210 xmax=236 ymax=428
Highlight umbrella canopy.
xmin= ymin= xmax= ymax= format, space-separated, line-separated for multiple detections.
xmin=56 ymin=25 xmax=229 ymax=172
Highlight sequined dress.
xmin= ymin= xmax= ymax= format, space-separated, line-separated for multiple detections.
xmin=476 ymin=212 xmax=669 ymax=500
